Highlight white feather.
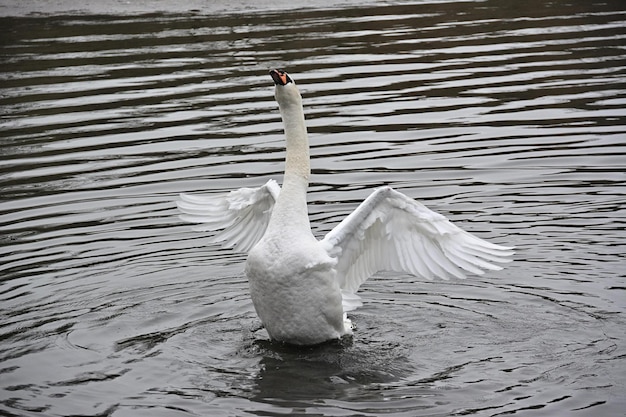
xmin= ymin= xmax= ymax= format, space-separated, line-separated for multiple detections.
xmin=320 ymin=186 xmax=514 ymax=303
xmin=177 ymin=179 xmax=280 ymax=252
xmin=177 ymin=70 xmax=514 ymax=345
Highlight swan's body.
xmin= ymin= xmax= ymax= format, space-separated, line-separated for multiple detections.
xmin=178 ymin=69 xmax=513 ymax=345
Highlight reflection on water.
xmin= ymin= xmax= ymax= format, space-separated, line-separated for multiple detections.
xmin=1 ymin=0 xmax=625 ymax=416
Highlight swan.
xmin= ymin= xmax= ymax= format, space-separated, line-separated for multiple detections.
xmin=177 ymin=69 xmax=513 ymax=346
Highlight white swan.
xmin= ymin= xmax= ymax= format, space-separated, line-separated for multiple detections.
xmin=178 ymin=69 xmax=513 ymax=346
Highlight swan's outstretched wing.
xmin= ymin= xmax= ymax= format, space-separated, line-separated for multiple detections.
xmin=177 ymin=179 xmax=280 ymax=252
xmin=320 ymin=186 xmax=513 ymax=310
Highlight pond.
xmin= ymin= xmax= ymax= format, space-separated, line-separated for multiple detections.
xmin=1 ymin=0 xmax=625 ymax=416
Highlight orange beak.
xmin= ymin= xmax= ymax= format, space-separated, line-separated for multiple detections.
xmin=270 ymin=69 xmax=291 ymax=86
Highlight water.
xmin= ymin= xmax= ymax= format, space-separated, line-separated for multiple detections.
xmin=1 ymin=1 xmax=625 ymax=416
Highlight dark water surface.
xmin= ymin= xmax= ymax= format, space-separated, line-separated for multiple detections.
xmin=1 ymin=1 xmax=625 ymax=416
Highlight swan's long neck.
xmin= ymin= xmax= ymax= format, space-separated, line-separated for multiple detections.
xmin=280 ymin=95 xmax=310 ymax=182
xmin=267 ymin=85 xmax=312 ymax=235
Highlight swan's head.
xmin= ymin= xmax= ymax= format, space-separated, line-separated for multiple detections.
xmin=270 ymin=69 xmax=292 ymax=86
xmin=270 ymin=69 xmax=301 ymax=107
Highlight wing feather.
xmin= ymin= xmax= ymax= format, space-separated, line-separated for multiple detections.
xmin=321 ymin=186 xmax=514 ymax=306
xmin=177 ymin=179 xmax=280 ymax=252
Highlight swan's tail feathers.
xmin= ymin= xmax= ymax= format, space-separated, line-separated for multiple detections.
xmin=177 ymin=179 xmax=280 ymax=252
xmin=342 ymin=313 xmax=354 ymax=335
xmin=341 ymin=290 xmax=363 ymax=312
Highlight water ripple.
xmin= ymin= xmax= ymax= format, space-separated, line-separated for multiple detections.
xmin=1 ymin=1 xmax=625 ymax=416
